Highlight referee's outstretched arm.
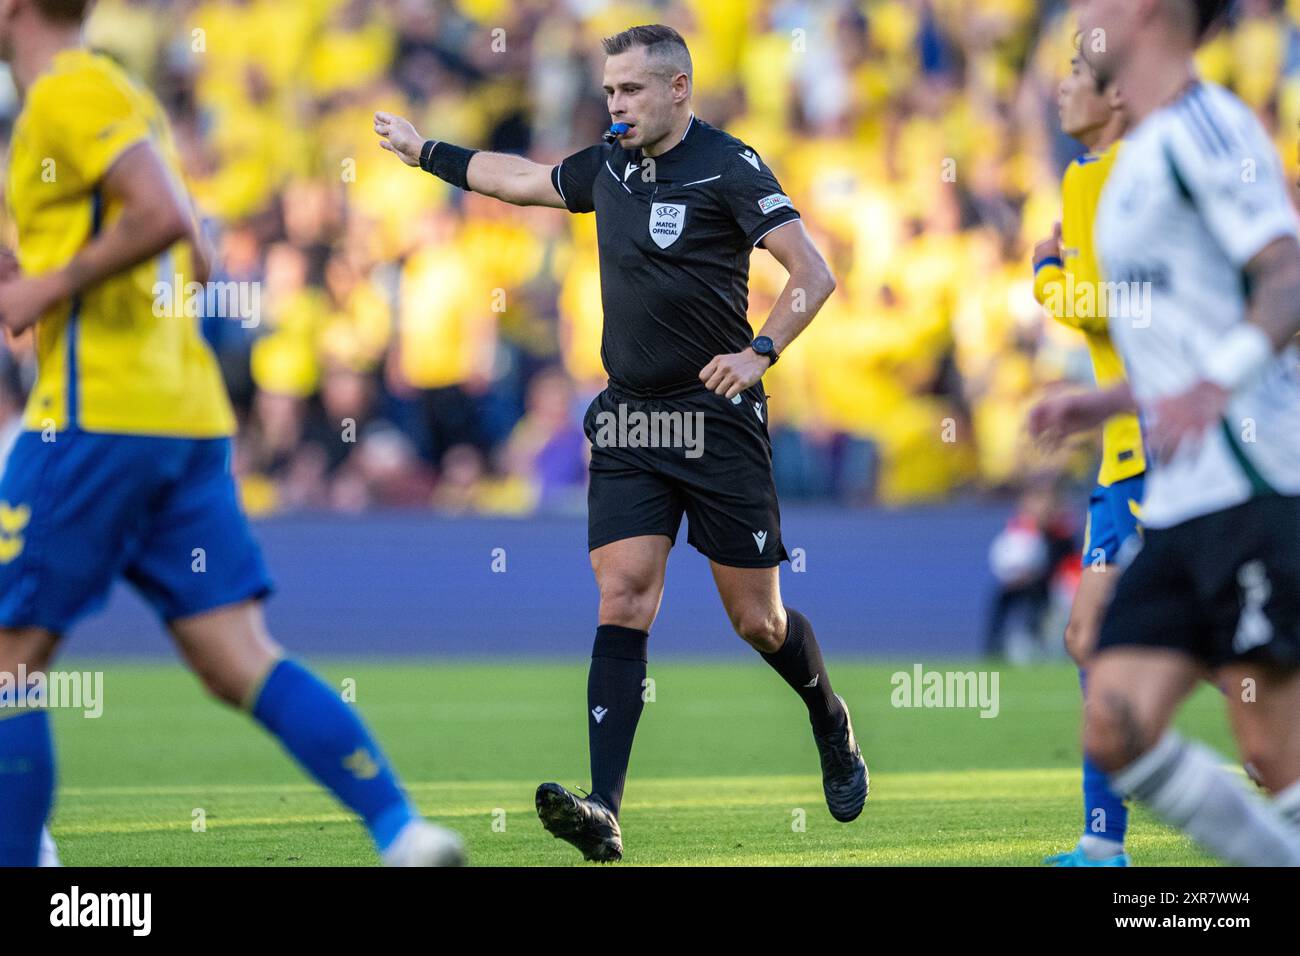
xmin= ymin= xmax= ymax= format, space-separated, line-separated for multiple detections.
xmin=373 ymin=111 xmax=568 ymax=209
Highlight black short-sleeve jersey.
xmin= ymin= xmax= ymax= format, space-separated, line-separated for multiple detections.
xmin=550 ymin=116 xmax=801 ymax=395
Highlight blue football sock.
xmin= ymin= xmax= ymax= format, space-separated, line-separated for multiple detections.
xmin=250 ymin=659 xmax=417 ymax=852
xmin=1079 ymin=669 xmax=1127 ymax=849
xmin=0 ymin=708 xmax=55 ymax=866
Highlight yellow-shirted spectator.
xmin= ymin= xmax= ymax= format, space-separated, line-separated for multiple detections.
xmin=318 ymin=259 xmax=392 ymax=373
xmin=249 ymin=244 xmax=326 ymax=398
xmin=189 ymin=0 xmax=322 ymax=99
xmin=84 ymin=0 xmax=171 ymax=83
xmin=457 ymin=208 xmax=547 ymax=292
xmin=558 ymin=222 xmax=605 ymax=389
xmin=397 ymin=216 xmax=497 ymax=391
xmin=736 ymin=29 xmax=799 ymax=134
xmin=869 ymin=0 xmax=920 ymax=59
xmin=196 ymin=99 xmax=311 ymax=221
xmin=683 ymin=0 xmax=751 ymax=86
xmin=1195 ymin=28 xmax=1235 ymax=86
xmin=307 ymin=0 xmax=396 ymax=100
xmin=453 ymin=0 xmax=512 ymax=24
xmin=784 ymin=134 xmax=893 ymax=250
xmin=1228 ymin=11 xmax=1287 ymax=111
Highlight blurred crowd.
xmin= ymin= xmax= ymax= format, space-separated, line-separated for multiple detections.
xmin=2 ymin=0 xmax=1298 ymax=516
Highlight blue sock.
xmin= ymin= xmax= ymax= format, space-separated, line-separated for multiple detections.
xmin=1079 ymin=669 xmax=1127 ymax=847
xmin=0 ymin=709 xmax=55 ymax=866
xmin=250 ymin=659 xmax=417 ymax=852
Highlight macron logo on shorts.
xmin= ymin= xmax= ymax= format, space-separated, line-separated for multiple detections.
xmin=753 ymin=530 xmax=768 ymax=554
xmin=591 ymin=706 xmax=608 ymax=724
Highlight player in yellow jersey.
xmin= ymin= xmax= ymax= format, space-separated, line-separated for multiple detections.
xmin=0 ymin=0 xmax=460 ymax=866
xmin=1028 ymin=49 xmax=1145 ymax=867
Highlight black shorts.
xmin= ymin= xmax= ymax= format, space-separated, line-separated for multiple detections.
xmin=584 ymin=382 xmax=787 ymax=568
xmin=1097 ymin=495 xmax=1300 ymax=669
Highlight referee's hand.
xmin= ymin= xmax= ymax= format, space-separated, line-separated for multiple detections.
xmin=700 ymin=349 xmax=770 ymax=400
xmin=374 ymin=111 xmax=424 ymax=167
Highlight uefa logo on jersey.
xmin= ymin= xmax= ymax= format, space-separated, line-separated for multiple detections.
xmin=649 ymin=203 xmax=686 ymax=249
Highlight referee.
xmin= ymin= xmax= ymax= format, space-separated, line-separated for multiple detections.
xmin=375 ymin=23 xmax=867 ymax=862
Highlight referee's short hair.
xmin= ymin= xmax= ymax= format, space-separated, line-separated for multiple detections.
xmin=602 ymin=24 xmax=693 ymax=82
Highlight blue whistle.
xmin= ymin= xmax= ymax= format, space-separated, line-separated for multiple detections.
xmin=602 ymin=123 xmax=630 ymax=144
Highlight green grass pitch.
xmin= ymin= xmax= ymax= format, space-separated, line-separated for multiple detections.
xmin=47 ymin=659 xmax=1232 ymax=866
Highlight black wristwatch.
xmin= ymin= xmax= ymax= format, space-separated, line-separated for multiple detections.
xmin=750 ymin=335 xmax=779 ymax=367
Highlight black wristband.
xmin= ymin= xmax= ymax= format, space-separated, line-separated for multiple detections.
xmin=419 ymin=140 xmax=477 ymax=191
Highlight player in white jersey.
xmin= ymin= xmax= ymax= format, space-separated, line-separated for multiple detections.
xmin=1032 ymin=0 xmax=1300 ymax=865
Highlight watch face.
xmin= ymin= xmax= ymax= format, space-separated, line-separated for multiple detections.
xmin=753 ymin=336 xmax=774 ymax=354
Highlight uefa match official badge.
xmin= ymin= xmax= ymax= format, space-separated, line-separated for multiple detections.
xmin=649 ymin=203 xmax=686 ymax=248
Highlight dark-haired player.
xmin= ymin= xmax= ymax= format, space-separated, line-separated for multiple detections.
xmin=1030 ymin=49 xmax=1142 ymax=866
xmin=376 ymin=23 xmax=867 ymax=862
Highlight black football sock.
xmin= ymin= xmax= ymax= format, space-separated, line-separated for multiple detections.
xmin=587 ymin=624 xmax=648 ymax=817
xmin=760 ymin=608 xmax=845 ymax=736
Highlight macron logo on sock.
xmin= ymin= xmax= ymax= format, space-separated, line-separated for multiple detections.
xmin=591 ymin=706 xmax=609 ymax=724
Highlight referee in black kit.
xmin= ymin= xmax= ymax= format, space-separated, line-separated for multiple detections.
xmin=375 ymin=24 xmax=866 ymax=862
